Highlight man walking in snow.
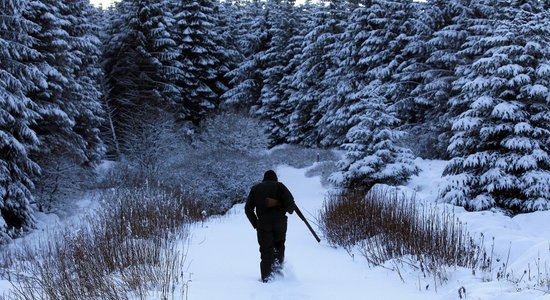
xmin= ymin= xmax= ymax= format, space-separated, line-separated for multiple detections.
xmin=245 ymin=170 xmax=295 ymax=282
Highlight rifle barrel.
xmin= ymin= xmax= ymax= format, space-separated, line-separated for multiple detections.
xmin=294 ymin=205 xmax=321 ymax=243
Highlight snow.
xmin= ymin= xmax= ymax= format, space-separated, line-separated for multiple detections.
xmin=185 ymin=165 xmax=429 ymax=300
xmin=184 ymin=162 xmax=550 ymax=300
xmin=1 ymin=161 xmax=549 ymax=299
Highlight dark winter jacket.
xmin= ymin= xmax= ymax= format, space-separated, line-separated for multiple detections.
xmin=245 ymin=178 xmax=295 ymax=229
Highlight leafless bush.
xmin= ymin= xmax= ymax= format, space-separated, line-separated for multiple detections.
xmin=319 ymin=188 xmax=374 ymax=253
xmin=97 ymin=111 xmax=271 ymax=216
xmin=320 ymin=185 xmax=487 ymax=281
xmin=32 ymin=158 xmax=97 ymax=214
xmin=0 ymin=188 xmax=196 ymax=299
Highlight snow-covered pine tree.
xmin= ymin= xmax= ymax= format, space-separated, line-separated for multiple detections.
xmin=23 ymin=0 xmax=105 ymax=205
xmin=314 ymin=0 xmax=365 ymax=147
xmin=353 ymin=0 xmax=414 ymax=112
xmin=259 ymin=0 xmax=307 ymax=145
xmin=0 ymin=0 xmax=42 ymax=241
xmin=63 ymin=0 xmax=105 ymax=167
xmin=213 ymin=0 xmax=242 ymax=93
xmin=388 ymin=0 xmax=444 ymax=158
xmin=222 ymin=0 xmax=270 ymax=112
xmin=134 ymin=0 xmax=181 ymax=108
xmin=285 ymin=0 xmax=350 ymax=146
xmin=226 ymin=0 xmax=267 ymax=59
xmin=441 ymin=5 xmax=550 ymax=212
xmin=101 ymin=2 xmax=138 ymax=153
xmin=326 ymin=0 xmax=420 ymax=188
xmin=23 ymin=0 xmax=80 ymax=160
xmin=172 ymin=0 xmax=227 ymax=123
xmin=330 ymin=81 xmax=420 ymax=189
xmin=318 ymin=0 xmax=413 ymax=146
xmin=102 ymin=0 xmax=180 ymax=148
xmin=399 ymin=0 xmax=472 ymax=159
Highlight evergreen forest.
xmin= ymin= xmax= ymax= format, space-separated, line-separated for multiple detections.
xmin=1 ymin=0 xmax=549 ymax=242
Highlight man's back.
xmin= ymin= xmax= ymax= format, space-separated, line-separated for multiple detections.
xmin=245 ymin=170 xmax=295 ymax=282
xmin=246 ymin=180 xmax=294 ymax=228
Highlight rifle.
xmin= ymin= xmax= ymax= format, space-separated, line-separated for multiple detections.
xmin=294 ymin=204 xmax=321 ymax=243
xmin=266 ymin=197 xmax=321 ymax=243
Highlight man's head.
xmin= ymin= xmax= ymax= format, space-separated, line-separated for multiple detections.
xmin=263 ymin=170 xmax=278 ymax=181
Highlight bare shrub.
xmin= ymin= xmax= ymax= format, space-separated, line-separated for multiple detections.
xmin=32 ymin=158 xmax=97 ymax=213
xmin=319 ymin=189 xmax=374 ymax=253
xmin=320 ymin=185 xmax=487 ymax=280
xmin=0 ymin=188 xmax=196 ymax=299
xmin=97 ymin=111 xmax=271 ymax=216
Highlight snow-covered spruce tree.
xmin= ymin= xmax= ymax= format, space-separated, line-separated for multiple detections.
xmin=172 ymin=0 xmax=227 ymax=124
xmin=63 ymin=0 xmax=105 ymax=167
xmin=213 ymin=0 xmax=242 ymax=92
xmin=352 ymin=0 xmax=415 ymax=115
xmin=259 ymin=0 xmax=308 ymax=145
xmin=441 ymin=9 xmax=550 ymax=212
xmin=314 ymin=0 xmax=365 ymax=147
xmin=101 ymin=3 xmax=135 ymax=155
xmin=330 ymin=82 xmax=420 ymax=189
xmin=222 ymin=1 xmax=270 ymax=112
xmin=133 ymin=0 xmax=181 ymax=107
xmin=324 ymin=0 xmax=420 ymax=188
xmin=23 ymin=0 xmax=80 ymax=159
xmin=102 ymin=0 xmax=181 ymax=154
xmin=224 ymin=0 xmax=267 ymax=60
xmin=0 ymin=0 xmax=42 ymax=241
xmin=318 ymin=0 xmax=413 ymax=147
xmin=399 ymin=0 xmax=472 ymax=159
xmin=277 ymin=0 xmax=316 ymax=145
xmin=23 ymin=0 xmax=105 ymax=206
xmin=285 ymin=0 xmax=350 ymax=146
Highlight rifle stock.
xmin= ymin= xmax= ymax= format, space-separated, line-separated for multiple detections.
xmin=294 ymin=204 xmax=321 ymax=243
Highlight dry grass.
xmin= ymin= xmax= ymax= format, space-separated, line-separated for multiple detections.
xmin=0 ymin=188 xmax=198 ymax=300
xmin=320 ymin=186 xmax=487 ymax=281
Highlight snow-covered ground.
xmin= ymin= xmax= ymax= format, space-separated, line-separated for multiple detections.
xmin=185 ymin=162 xmax=550 ymax=300
xmin=1 ymin=160 xmax=549 ymax=299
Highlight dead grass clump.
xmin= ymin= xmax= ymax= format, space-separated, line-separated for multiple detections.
xmin=1 ymin=187 xmax=196 ymax=300
xmin=320 ymin=185 xmax=486 ymax=279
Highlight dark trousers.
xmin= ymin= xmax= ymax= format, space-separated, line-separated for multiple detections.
xmin=257 ymin=214 xmax=287 ymax=281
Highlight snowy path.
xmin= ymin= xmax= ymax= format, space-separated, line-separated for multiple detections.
xmin=185 ymin=165 xmax=433 ymax=300
xmin=2 ymin=164 xmax=548 ymax=299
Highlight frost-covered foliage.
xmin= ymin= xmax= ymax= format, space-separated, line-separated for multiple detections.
xmin=173 ymin=112 xmax=270 ymax=214
xmin=101 ymin=112 xmax=270 ymax=215
xmin=99 ymin=111 xmax=339 ymax=215
xmin=0 ymin=0 xmax=42 ymax=241
xmin=441 ymin=8 xmax=550 ymax=212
